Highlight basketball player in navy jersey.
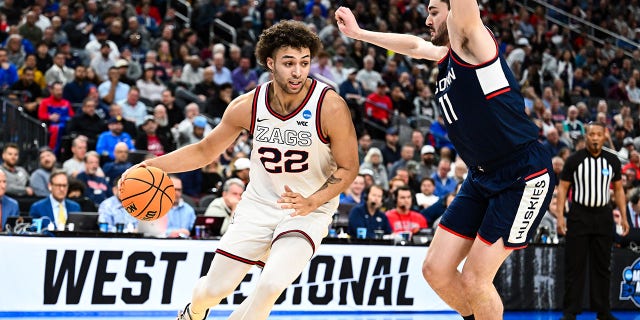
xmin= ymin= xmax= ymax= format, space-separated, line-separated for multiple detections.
xmin=337 ymin=1 xmax=554 ymax=319
xmin=121 ymin=21 xmax=359 ymax=320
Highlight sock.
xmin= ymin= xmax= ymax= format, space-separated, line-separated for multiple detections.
xmin=462 ymin=315 xmax=475 ymax=320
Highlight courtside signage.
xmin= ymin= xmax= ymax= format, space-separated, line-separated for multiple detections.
xmin=0 ymin=237 xmax=448 ymax=313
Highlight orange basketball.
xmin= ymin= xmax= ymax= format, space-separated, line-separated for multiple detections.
xmin=120 ymin=166 xmax=175 ymax=221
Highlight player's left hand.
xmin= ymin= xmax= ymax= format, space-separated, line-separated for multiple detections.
xmin=278 ymin=185 xmax=316 ymax=217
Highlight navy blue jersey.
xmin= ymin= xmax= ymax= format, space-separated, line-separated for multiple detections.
xmin=435 ymin=38 xmax=539 ymax=168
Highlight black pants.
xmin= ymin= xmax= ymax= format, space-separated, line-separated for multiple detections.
xmin=563 ymin=206 xmax=614 ymax=315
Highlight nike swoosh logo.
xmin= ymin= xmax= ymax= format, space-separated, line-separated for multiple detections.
xmin=257 ymin=118 xmax=268 ymax=122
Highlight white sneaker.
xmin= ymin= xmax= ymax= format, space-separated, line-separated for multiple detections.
xmin=177 ymin=303 xmax=209 ymax=320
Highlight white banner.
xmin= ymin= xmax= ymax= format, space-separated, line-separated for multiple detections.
xmin=0 ymin=236 xmax=450 ymax=314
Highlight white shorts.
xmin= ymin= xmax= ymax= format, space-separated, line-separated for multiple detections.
xmin=215 ymin=199 xmax=334 ymax=266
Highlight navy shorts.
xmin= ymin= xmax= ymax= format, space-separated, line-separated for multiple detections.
xmin=439 ymin=141 xmax=555 ymax=249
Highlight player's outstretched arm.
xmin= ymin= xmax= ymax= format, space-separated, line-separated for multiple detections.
xmin=128 ymin=93 xmax=252 ymax=175
xmin=279 ymin=92 xmax=359 ymax=217
xmin=447 ymin=0 xmax=495 ymax=64
xmin=335 ymin=6 xmax=447 ymax=61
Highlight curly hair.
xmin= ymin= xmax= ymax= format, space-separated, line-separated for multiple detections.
xmin=255 ymin=20 xmax=323 ymax=70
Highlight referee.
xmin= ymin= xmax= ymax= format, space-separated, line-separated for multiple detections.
xmin=556 ymin=122 xmax=630 ymax=320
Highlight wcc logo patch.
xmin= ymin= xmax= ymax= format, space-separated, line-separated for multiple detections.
xmin=620 ymin=257 xmax=640 ymax=308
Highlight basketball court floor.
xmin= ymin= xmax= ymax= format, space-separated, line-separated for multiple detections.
xmin=1 ymin=311 xmax=639 ymax=320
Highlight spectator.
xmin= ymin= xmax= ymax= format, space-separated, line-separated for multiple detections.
xmin=136 ymin=115 xmax=173 ymax=157
xmin=562 ymin=105 xmax=585 ymax=144
xmin=360 ymin=147 xmax=389 ymax=190
xmin=76 ymin=151 xmax=111 ymax=205
xmin=309 ymin=50 xmax=335 ymax=85
xmin=107 ymin=103 xmax=138 ymax=138
xmin=356 ymin=55 xmax=382 ymax=94
xmin=160 ymin=89 xmax=184 ymax=128
xmin=10 ymin=66 xmax=44 ymax=118
xmin=17 ymin=54 xmax=46 ymax=89
xmin=231 ymin=57 xmax=258 ymax=94
xmin=67 ymin=98 xmax=106 ymax=149
xmin=618 ymin=187 xmax=640 ymax=248
xmin=98 ymin=177 xmax=139 ymax=232
xmin=85 ymin=25 xmax=120 ymax=62
xmin=347 ymin=185 xmax=392 ymax=239
xmin=417 ymin=145 xmax=438 ymax=181
xmin=29 ymin=170 xmax=81 ymax=230
xmin=0 ymin=143 xmax=33 ymax=197
xmin=542 ymin=127 xmax=570 ymax=157
xmin=96 ymin=116 xmax=135 ymax=161
xmin=0 ymin=170 xmax=20 ymax=231
xmin=389 ymin=144 xmax=416 ymax=179
xmin=385 ymin=186 xmax=427 ymax=234
xmin=415 ymin=177 xmax=439 ymax=210
xmin=340 ymin=174 xmax=365 ymax=205
xmin=136 ymin=62 xmax=166 ymax=102
xmin=89 ymin=42 xmax=116 ymax=81
xmin=177 ymin=115 xmax=208 ymax=148
xmin=204 ymin=178 xmax=245 ymax=236
xmin=229 ymin=157 xmax=251 ymax=186
xmin=431 ymin=158 xmax=457 ymax=197
xmin=152 ymin=104 xmax=176 ymax=152
xmin=98 ymin=66 xmax=130 ymax=105
xmin=0 ymin=47 xmax=19 ymax=90
xmin=62 ymin=65 xmax=93 ymax=106
xmin=204 ymin=82 xmax=234 ymax=120
xmin=44 ymin=52 xmax=74 ymax=86
xmin=62 ymin=136 xmax=104 ymax=178
xmin=139 ymin=175 xmax=196 ymax=238
xmin=364 ymin=81 xmax=393 ymax=128
xmin=66 ymin=178 xmax=98 ymax=212
xmin=29 ymin=147 xmax=57 ymax=197
xmin=118 ymin=86 xmax=148 ymax=126
xmin=211 ymin=52 xmax=232 ymax=86
xmin=103 ymin=142 xmax=132 ymax=184
xmin=38 ymin=81 xmax=73 ymax=153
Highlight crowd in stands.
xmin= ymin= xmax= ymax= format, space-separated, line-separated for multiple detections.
xmin=0 ymin=0 xmax=639 ymax=244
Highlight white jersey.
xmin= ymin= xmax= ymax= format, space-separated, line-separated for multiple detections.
xmin=244 ymin=78 xmax=338 ymax=215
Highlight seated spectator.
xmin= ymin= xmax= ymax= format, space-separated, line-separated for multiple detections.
xmin=201 ymin=159 xmax=225 ymax=196
xmin=136 ymin=115 xmax=173 ymax=157
xmin=347 ymin=185 xmax=392 ymax=239
xmin=360 ymin=147 xmax=389 ymax=190
xmin=66 ymin=178 xmax=98 ymax=212
xmin=98 ymin=177 xmax=139 ymax=232
xmin=103 ymin=142 xmax=133 ymax=184
xmin=62 ymin=136 xmax=104 ymax=178
xmin=96 ymin=116 xmax=135 ymax=161
xmin=38 ymin=81 xmax=74 ymax=153
xmin=432 ymin=158 xmax=457 ymax=197
xmin=537 ymin=187 xmax=559 ymax=243
xmin=211 ymin=52 xmax=232 ymax=86
xmin=177 ymin=103 xmax=212 ymax=138
xmin=340 ymin=174 xmax=365 ymax=205
xmin=385 ymin=186 xmax=427 ymax=234
xmin=10 ymin=66 xmax=44 ymax=118
xmin=204 ymin=178 xmax=245 ymax=236
xmin=63 ymin=66 xmax=94 ymax=108
xmin=231 ymin=57 xmax=258 ymax=94
xmin=76 ymin=151 xmax=112 ymax=205
xmin=136 ymin=62 xmax=166 ymax=102
xmin=29 ymin=147 xmax=57 ymax=197
xmin=138 ymin=175 xmax=196 ymax=238
xmin=98 ymin=66 xmax=130 ymax=105
xmin=118 ymin=86 xmax=148 ymax=126
xmin=177 ymin=115 xmax=208 ymax=148
xmin=415 ymin=177 xmax=439 ymax=210
xmin=0 ymin=170 xmax=20 ymax=231
xmin=0 ymin=48 xmax=19 ymax=90
xmin=421 ymin=192 xmax=456 ymax=227
xmin=89 ymin=42 xmax=116 ymax=81
xmin=389 ymin=144 xmax=416 ymax=179
xmin=0 ymin=143 xmax=34 ymax=197
xmin=29 ymin=170 xmax=81 ymax=230
xmin=204 ymin=82 xmax=234 ymax=120
xmin=616 ymin=187 xmax=640 ymax=248
xmin=67 ymin=98 xmax=106 ymax=148
xmin=44 ymin=52 xmax=74 ymax=86
xmin=364 ymin=81 xmax=393 ymax=128
xmin=229 ymin=157 xmax=250 ymax=186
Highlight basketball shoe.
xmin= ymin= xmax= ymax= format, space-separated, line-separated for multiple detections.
xmin=177 ymin=303 xmax=209 ymax=320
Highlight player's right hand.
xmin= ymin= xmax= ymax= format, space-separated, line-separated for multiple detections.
xmin=118 ymin=162 xmax=148 ymax=192
xmin=335 ymin=7 xmax=361 ymax=39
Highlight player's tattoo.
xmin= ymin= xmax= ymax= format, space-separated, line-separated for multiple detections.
xmin=318 ymin=174 xmax=342 ymax=191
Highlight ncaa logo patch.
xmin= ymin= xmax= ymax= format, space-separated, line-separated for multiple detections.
xmin=619 ymin=257 xmax=640 ymax=307
xmin=303 ymin=110 xmax=312 ymax=119
xmin=602 ymin=168 xmax=610 ymax=176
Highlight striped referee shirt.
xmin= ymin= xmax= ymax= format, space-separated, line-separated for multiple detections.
xmin=560 ymin=148 xmax=621 ymax=207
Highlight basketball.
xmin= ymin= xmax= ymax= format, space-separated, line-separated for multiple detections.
xmin=120 ymin=166 xmax=175 ymax=221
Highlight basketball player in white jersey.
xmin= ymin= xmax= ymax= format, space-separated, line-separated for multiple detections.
xmin=120 ymin=21 xmax=359 ymax=320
